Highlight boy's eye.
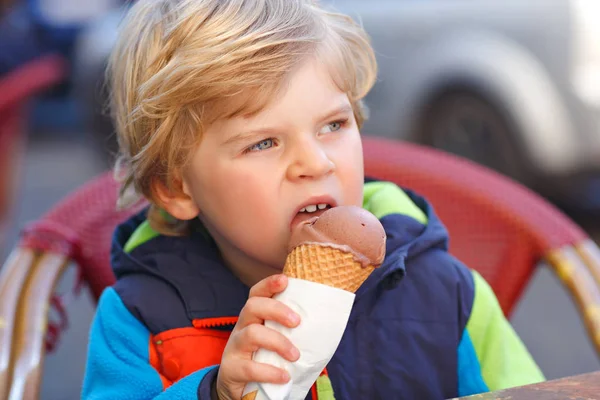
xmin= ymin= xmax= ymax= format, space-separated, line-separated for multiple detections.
xmin=319 ymin=120 xmax=346 ymax=134
xmin=247 ymin=138 xmax=275 ymax=152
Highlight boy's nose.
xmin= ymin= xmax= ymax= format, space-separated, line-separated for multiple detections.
xmin=286 ymin=138 xmax=335 ymax=181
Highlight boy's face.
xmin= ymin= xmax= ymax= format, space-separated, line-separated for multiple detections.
xmin=181 ymin=57 xmax=365 ymax=284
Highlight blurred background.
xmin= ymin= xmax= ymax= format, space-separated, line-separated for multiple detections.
xmin=0 ymin=0 xmax=599 ymax=398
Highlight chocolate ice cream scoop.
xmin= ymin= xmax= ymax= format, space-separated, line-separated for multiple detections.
xmin=288 ymin=206 xmax=386 ymax=268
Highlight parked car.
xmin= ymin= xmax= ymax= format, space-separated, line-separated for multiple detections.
xmin=74 ymin=0 xmax=600 ymax=211
xmin=333 ymin=0 xmax=600 ymax=212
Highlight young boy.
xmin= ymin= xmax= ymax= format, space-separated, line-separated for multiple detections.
xmin=82 ymin=0 xmax=544 ymax=399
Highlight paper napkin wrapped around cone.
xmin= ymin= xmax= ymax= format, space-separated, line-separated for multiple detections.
xmin=242 ymin=206 xmax=386 ymax=400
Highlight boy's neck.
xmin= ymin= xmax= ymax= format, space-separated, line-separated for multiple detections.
xmin=221 ymin=249 xmax=280 ymax=288
xmin=200 ymin=217 xmax=282 ymax=287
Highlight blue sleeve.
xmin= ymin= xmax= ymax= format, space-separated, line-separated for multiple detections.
xmin=457 ymin=271 xmax=544 ymax=397
xmin=457 ymin=330 xmax=489 ymax=396
xmin=82 ymin=287 xmax=218 ymax=399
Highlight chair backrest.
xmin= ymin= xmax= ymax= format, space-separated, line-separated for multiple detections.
xmin=19 ymin=172 xmax=146 ymax=302
xmin=362 ymin=137 xmax=588 ymax=314
xmin=19 ymin=136 xmax=588 ymax=314
xmin=0 ymin=54 xmax=65 ymax=112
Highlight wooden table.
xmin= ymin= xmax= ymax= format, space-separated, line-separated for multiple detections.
xmin=456 ymin=371 xmax=600 ymax=399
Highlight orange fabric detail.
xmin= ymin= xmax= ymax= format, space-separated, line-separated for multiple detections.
xmin=148 ymin=335 xmax=173 ymax=390
xmin=162 ymin=358 xmax=181 ymax=382
xmin=151 ymin=322 xmax=234 ymax=386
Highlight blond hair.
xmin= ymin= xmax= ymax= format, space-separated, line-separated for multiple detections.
xmin=109 ymin=0 xmax=377 ymax=234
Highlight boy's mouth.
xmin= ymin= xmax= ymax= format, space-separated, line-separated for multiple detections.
xmin=290 ymin=196 xmax=337 ymax=230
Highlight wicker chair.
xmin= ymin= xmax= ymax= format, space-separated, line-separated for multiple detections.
xmin=1 ymin=136 xmax=599 ymax=400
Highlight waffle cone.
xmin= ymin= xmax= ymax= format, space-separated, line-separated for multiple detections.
xmin=241 ymin=391 xmax=257 ymax=400
xmin=283 ymin=244 xmax=375 ymax=293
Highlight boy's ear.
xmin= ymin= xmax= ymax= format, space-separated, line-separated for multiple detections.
xmin=152 ymin=178 xmax=199 ymax=221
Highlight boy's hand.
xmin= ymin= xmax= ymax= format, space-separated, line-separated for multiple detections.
xmin=215 ymin=274 xmax=301 ymax=400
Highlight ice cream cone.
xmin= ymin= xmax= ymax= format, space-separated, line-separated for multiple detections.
xmin=242 ymin=207 xmax=385 ymax=400
xmin=283 ymin=243 xmax=375 ymax=293
xmin=241 ymin=391 xmax=257 ymax=400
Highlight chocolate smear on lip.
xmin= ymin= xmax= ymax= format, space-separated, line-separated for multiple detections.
xmin=288 ymin=206 xmax=386 ymax=268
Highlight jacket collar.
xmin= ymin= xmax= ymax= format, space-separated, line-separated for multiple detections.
xmin=111 ymin=181 xmax=449 ymax=320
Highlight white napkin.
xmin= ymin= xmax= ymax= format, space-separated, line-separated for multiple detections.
xmin=242 ymin=278 xmax=355 ymax=400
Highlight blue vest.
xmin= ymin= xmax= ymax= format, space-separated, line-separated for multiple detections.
xmin=109 ymin=186 xmax=475 ymax=399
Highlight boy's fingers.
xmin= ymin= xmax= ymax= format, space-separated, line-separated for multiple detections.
xmin=248 ymin=274 xmax=288 ymax=298
xmin=234 ymin=324 xmax=300 ymax=362
xmin=236 ymin=297 xmax=300 ymax=330
xmin=230 ymin=359 xmax=290 ymax=385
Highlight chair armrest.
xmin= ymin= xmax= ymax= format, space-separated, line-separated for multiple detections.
xmin=0 ymin=249 xmax=37 ymax=400
xmin=576 ymin=240 xmax=600 ymax=291
xmin=545 ymin=239 xmax=600 ymax=356
xmin=0 ymin=248 xmax=70 ymax=400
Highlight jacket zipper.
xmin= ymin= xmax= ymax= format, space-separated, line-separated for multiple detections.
xmin=192 ymin=316 xmax=239 ymax=329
